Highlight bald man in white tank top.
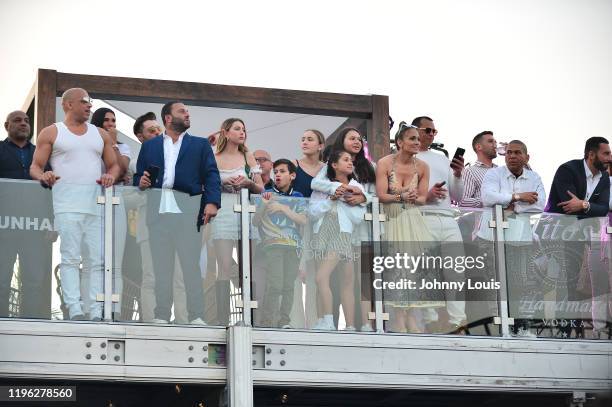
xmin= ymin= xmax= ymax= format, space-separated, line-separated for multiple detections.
xmin=31 ymin=88 xmax=121 ymax=321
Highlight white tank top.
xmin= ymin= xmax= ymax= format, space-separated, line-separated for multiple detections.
xmin=50 ymin=122 xmax=104 ymax=215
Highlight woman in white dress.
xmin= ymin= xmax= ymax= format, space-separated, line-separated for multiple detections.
xmin=212 ymin=118 xmax=263 ymax=325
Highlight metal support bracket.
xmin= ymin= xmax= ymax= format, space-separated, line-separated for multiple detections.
xmin=488 ymin=220 xmax=509 ymax=229
xmin=97 ymin=196 xmax=121 ymax=205
xmin=234 ymin=204 xmax=256 ymax=213
xmin=493 ymin=316 xmax=514 ymax=326
xmin=369 ymin=311 xmax=389 ymax=321
xmin=570 ymin=391 xmax=586 ymax=407
xmin=364 ymin=213 xmax=386 ymax=222
xmin=235 ymin=298 xmax=258 ymax=309
xmin=96 ymin=293 xmax=121 ymax=303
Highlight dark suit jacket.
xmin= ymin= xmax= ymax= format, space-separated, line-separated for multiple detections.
xmin=133 ymin=133 xmax=221 ymax=229
xmin=545 ymin=159 xmax=610 ymax=218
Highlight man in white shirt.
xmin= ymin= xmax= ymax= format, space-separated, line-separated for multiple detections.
xmin=481 ymin=140 xmax=546 ymax=337
xmin=30 ymin=88 xmax=121 ymax=321
xmin=413 ymin=116 xmax=467 ymax=334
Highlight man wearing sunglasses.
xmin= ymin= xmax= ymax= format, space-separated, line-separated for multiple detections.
xmin=31 ymin=88 xmax=121 ymax=321
xmin=412 ymin=116 xmax=468 ymax=334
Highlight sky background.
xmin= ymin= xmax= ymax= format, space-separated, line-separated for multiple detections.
xmin=1 ymin=0 xmax=611 ymax=193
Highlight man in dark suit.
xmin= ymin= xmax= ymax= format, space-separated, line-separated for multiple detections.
xmin=0 ymin=111 xmax=53 ymax=318
xmin=546 ymin=137 xmax=610 ymax=217
xmin=134 ymin=101 xmax=221 ymax=324
xmin=545 ymin=137 xmax=611 ymax=338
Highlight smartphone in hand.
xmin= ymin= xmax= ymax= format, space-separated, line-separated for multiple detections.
xmin=450 ymin=147 xmax=465 ymax=168
xmin=146 ymin=165 xmax=160 ymax=186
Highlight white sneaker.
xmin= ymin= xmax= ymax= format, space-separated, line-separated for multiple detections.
xmin=190 ymin=318 xmax=207 ymax=326
xmin=151 ymin=318 xmax=169 ymax=324
xmin=281 ymin=324 xmax=292 ymax=329
xmin=360 ymin=324 xmax=374 ymax=332
xmin=344 ymin=326 xmax=356 ymax=332
xmin=313 ymin=319 xmax=335 ymax=330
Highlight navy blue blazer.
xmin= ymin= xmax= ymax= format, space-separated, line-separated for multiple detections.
xmin=133 ymin=133 xmax=221 ymax=228
xmin=545 ymin=159 xmax=610 ymax=218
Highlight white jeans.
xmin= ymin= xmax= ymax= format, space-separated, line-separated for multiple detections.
xmin=55 ymin=213 xmax=104 ymax=319
xmin=422 ymin=213 xmax=467 ymax=325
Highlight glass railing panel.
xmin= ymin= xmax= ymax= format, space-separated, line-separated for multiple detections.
xmin=0 ymin=179 xmax=105 ymax=321
xmin=504 ymin=211 xmax=611 ymax=339
xmin=379 ymin=204 xmax=500 ymax=336
xmin=250 ymin=192 xmax=374 ymax=332
xmin=113 ymin=188 xmax=241 ymax=326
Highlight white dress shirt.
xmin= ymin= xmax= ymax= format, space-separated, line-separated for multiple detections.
xmin=478 ymin=165 xmax=546 ymax=242
xmin=583 ymin=159 xmax=602 ymax=200
xmin=159 ymin=131 xmax=185 ymax=214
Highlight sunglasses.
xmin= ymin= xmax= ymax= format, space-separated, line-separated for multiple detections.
xmin=394 ymin=122 xmax=418 ymax=139
xmin=80 ymin=96 xmax=93 ymax=104
xmin=418 ymin=127 xmax=438 ymax=136
xmin=255 ymin=157 xmax=270 ymax=163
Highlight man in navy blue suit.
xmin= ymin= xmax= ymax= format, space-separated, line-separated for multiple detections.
xmin=134 ymin=101 xmax=221 ymax=325
xmin=546 ymin=137 xmax=610 ymax=218
xmin=545 ymin=137 xmax=611 ymax=338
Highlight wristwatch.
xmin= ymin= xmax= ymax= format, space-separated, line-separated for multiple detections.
xmin=582 ymin=200 xmax=590 ymax=213
xmin=395 ymin=193 xmax=403 ymax=202
xmin=513 ymin=193 xmax=520 ymax=202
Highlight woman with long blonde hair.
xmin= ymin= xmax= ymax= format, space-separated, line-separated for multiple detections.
xmin=211 ymin=118 xmax=263 ymax=325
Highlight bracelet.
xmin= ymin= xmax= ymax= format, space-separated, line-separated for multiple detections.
xmin=395 ymin=193 xmax=402 ymax=202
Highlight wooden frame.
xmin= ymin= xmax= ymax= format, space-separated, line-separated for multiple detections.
xmin=28 ymin=69 xmax=390 ymax=159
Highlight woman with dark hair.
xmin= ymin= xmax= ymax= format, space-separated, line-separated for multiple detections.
xmin=211 ymin=118 xmax=263 ymax=325
xmin=376 ymin=123 xmax=443 ymax=333
xmin=310 ymin=127 xmax=376 ymax=332
xmin=88 ymin=107 xmax=130 ymax=319
xmin=309 ymin=150 xmax=366 ymax=331
xmin=90 ymin=108 xmax=129 ymax=183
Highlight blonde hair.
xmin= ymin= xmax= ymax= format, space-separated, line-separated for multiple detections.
xmin=216 ymin=118 xmax=248 ymax=154
xmin=304 ymin=129 xmax=325 ymax=160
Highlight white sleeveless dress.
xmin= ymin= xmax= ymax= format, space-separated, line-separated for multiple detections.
xmin=211 ymin=166 xmax=247 ymax=240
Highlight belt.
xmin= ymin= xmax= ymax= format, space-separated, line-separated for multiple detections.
xmin=422 ymin=211 xmax=455 ymax=217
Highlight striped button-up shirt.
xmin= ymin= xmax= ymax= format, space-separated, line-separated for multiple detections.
xmin=459 ymin=161 xmax=497 ymax=208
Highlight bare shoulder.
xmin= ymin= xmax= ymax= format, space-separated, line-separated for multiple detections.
xmin=37 ymin=124 xmax=58 ymax=144
xmin=377 ymin=154 xmax=393 ymax=169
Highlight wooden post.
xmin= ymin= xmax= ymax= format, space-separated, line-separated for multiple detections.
xmin=368 ymin=94 xmax=390 ymax=161
xmin=33 ymin=69 xmax=57 ymax=142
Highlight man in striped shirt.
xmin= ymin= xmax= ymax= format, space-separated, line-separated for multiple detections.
xmin=459 ymin=131 xmax=498 ymax=207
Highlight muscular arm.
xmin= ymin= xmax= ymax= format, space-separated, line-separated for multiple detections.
xmin=30 ymin=125 xmax=58 ymax=185
xmin=100 ymin=129 xmax=121 ymax=182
